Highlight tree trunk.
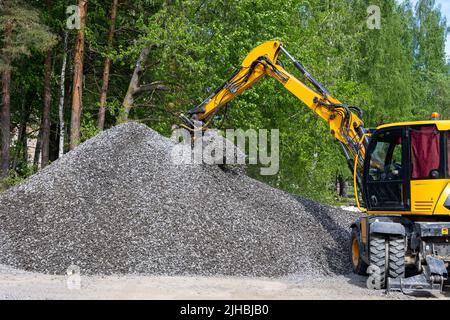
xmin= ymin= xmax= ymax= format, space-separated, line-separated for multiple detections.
xmin=119 ymin=45 xmax=167 ymax=123
xmin=20 ymin=107 xmax=31 ymax=164
xmin=336 ymin=174 xmax=347 ymax=198
xmin=69 ymin=0 xmax=88 ymax=150
xmin=41 ymin=49 xmax=53 ymax=168
xmin=49 ymin=122 xmax=59 ymax=161
xmin=0 ymin=21 xmax=12 ymax=181
xmin=33 ymin=127 xmax=42 ymax=170
xmin=119 ymin=46 xmax=151 ymax=123
xmin=14 ymin=96 xmax=32 ymax=169
xmin=97 ymin=0 xmax=119 ymax=130
xmin=58 ymin=31 xmax=68 ymax=158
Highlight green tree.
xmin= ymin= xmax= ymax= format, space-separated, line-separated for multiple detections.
xmin=0 ymin=0 xmax=56 ymax=184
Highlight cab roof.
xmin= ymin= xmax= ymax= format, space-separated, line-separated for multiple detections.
xmin=377 ymin=120 xmax=450 ymax=131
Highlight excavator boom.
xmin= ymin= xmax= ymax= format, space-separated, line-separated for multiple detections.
xmin=179 ymin=41 xmax=368 ymax=191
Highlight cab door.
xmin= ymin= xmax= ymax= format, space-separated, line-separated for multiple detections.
xmin=363 ymin=127 xmax=410 ymax=211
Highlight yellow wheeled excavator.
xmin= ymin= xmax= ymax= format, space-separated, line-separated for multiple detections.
xmin=176 ymin=40 xmax=450 ymax=292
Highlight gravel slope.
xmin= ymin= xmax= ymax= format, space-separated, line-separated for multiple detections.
xmin=0 ymin=122 xmax=361 ymax=277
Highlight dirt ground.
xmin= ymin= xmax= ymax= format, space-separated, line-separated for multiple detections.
xmin=0 ymin=265 xmax=449 ymax=300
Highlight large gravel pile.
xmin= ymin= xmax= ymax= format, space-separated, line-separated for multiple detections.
xmin=0 ymin=122 xmax=361 ymax=277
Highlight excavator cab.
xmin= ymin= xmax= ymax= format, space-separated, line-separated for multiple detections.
xmin=353 ymin=120 xmax=450 ymax=292
xmin=362 ymin=121 xmax=450 ymax=214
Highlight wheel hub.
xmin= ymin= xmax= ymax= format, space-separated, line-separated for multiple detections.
xmin=352 ymin=238 xmax=360 ymax=267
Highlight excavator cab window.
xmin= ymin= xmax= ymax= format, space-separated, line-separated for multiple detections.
xmin=364 ymin=128 xmax=409 ymax=211
xmin=410 ymin=125 xmax=442 ymax=179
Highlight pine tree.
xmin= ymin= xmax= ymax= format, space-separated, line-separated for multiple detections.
xmin=0 ymin=0 xmax=56 ymax=182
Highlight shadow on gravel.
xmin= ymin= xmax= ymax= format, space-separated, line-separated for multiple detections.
xmin=291 ymin=196 xmax=359 ymax=276
xmin=400 ymin=291 xmax=436 ymax=298
xmin=391 ymin=287 xmax=450 ymax=299
xmin=344 ymin=273 xmax=369 ymax=289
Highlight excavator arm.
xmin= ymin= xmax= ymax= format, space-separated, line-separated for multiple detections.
xmin=177 ymin=41 xmax=369 ymax=193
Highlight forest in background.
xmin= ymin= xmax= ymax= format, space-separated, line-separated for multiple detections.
xmin=0 ymin=0 xmax=449 ymax=203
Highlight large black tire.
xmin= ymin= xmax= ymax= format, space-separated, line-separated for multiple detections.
xmin=351 ymin=228 xmax=368 ymax=275
xmin=369 ymin=236 xmax=387 ymax=289
xmin=368 ymin=235 xmax=406 ymax=290
xmin=388 ymin=236 xmax=405 ymax=279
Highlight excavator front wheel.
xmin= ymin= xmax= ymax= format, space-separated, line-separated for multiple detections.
xmin=368 ymin=235 xmax=406 ymax=289
xmin=351 ymin=228 xmax=368 ymax=275
xmin=369 ymin=236 xmax=387 ymax=289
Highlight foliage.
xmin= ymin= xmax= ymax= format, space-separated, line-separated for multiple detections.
xmin=0 ymin=0 xmax=57 ymax=71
